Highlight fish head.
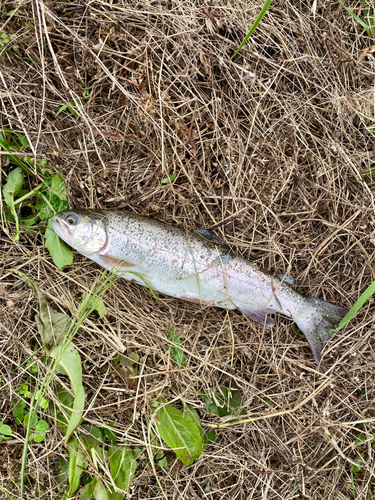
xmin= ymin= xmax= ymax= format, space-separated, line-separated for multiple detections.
xmin=52 ymin=210 xmax=109 ymax=254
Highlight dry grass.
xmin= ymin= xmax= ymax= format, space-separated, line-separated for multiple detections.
xmin=1 ymin=0 xmax=375 ymax=499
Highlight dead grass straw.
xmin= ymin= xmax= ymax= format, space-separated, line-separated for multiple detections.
xmin=1 ymin=0 xmax=375 ymax=499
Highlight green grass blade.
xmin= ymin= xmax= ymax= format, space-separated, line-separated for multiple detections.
xmin=0 ymin=486 xmax=17 ymax=499
xmin=331 ymin=280 xmax=375 ymax=332
xmin=337 ymin=0 xmax=371 ymax=32
xmin=20 ymin=385 xmax=41 ymax=499
xmin=125 ymin=271 xmax=159 ymax=300
xmin=362 ymin=9 xmax=375 ymax=35
xmin=231 ymin=0 xmax=273 ymax=59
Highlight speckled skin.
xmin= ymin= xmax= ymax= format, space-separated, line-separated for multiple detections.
xmin=52 ymin=210 xmax=347 ymax=362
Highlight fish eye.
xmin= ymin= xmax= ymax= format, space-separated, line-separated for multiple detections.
xmin=65 ymin=214 xmax=79 ymax=226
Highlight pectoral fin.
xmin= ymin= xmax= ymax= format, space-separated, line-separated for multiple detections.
xmin=239 ymin=307 xmax=276 ymax=327
xmin=96 ymin=255 xmax=136 ymax=270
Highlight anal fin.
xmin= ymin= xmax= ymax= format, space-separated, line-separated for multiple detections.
xmin=239 ymin=307 xmax=276 ymax=327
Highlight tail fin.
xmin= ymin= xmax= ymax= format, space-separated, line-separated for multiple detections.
xmin=294 ymin=297 xmax=348 ymax=363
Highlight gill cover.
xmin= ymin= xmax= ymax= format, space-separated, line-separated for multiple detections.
xmin=52 ymin=210 xmax=109 ymax=254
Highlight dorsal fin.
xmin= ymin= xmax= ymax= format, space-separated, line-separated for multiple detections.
xmin=195 ymin=228 xmax=230 ymax=250
xmin=276 ymin=274 xmax=295 ymax=286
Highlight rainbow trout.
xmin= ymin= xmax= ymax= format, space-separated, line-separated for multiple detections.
xmin=52 ymin=210 xmax=347 ymax=363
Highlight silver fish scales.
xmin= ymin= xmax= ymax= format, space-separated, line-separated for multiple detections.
xmin=52 ymin=210 xmax=347 ymax=363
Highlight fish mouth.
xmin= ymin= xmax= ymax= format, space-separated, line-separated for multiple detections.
xmin=50 ymin=215 xmax=60 ymax=234
xmin=51 ymin=215 xmax=73 ymax=242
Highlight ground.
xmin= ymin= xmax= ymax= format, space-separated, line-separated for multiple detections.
xmin=1 ymin=1 xmax=375 ymax=499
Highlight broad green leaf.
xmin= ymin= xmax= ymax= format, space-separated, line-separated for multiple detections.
xmin=128 ymin=352 xmax=140 ymax=363
xmin=0 ymin=424 xmax=12 ymax=436
xmin=151 ymin=399 xmax=202 ymax=466
xmin=20 ymin=213 xmax=40 ymax=227
xmin=34 ymin=390 xmax=49 ymax=409
xmin=112 ymin=352 xmax=139 ymax=388
xmin=201 ymin=387 xmax=244 ymax=418
xmin=51 ymin=387 xmax=74 ymax=433
xmin=34 ymin=174 xmax=69 ymax=220
xmin=80 ymin=479 xmax=95 ymax=500
xmin=156 ymin=454 xmax=169 ymax=469
xmin=40 ymin=398 xmax=48 ymax=409
xmin=36 ymin=301 xmax=71 ymax=345
xmin=81 ymin=424 xmax=104 ymax=450
xmin=0 ymin=32 xmax=10 ymax=44
xmin=82 ymin=293 xmax=107 ymax=318
xmin=32 ymin=172 xmax=69 ymax=222
xmin=2 ymin=167 xmax=24 ymax=206
xmin=18 ymin=133 xmax=29 ymax=148
xmin=51 ymin=344 xmax=85 ymax=443
xmin=103 ymin=424 xmax=116 ymax=442
xmin=45 ymin=225 xmax=74 ymax=269
xmin=23 ymin=413 xmax=37 ymax=428
xmin=50 ymin=173 xmax=69 ymax=201
xmin=1 ymin=129 xmax=29 ymax=148
xmin=350 ymin=453 xmax=364 ymax=473
xmin=35 ymin=296 xmax=71 ymax=346
xmin=57 ymin=457 xmax=69 ymax=485
xmin=20 ymin=385 xmax=31 ymax=398
xmin=12 ymin=400 xmax=26 ymax=424
xmin=35 ymin=420 xmax=49 ymax=432
xmin=109 ymin=446 xmax=138 ymax=499
xmin=27 ymin=359 xmax=38 ymax=375
xmin=33 ymin=431 xmax=46 ymax=442
xmin=183 ymin=404 xmax=201 ymax=429
xmin=166 ymin=329 xmax=186 ymax=367
xmin=93 ymin=478 xmax=109 ymax=500
xmin=2 ymin=167 xmax=24 ymax=241
xmin=67 ymin=437 xmax=87 ymax=496
xmin=42 ymin=173 xmax=70 ymax=217
xmin=183 ymin=403 xmax=213 ymax=450
xmin=13 ymin=132 xmax=28 ymax=148
xmin=35 ymin=197 xmax=55 ymax=222
xmin=356 ymin=433 xmax=366 ymax=445
xmin=207 ymin=431 xmax=216 ymax=442
xmin=14 ymin=271 xmax=71 ymax=346
xmin=0 ymin=132 xmax=11 ymax=152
